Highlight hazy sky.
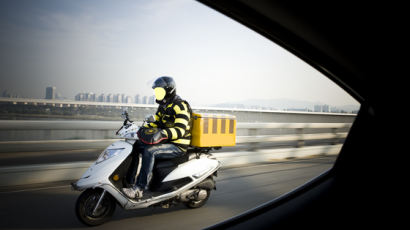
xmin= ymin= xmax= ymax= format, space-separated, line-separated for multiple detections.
xmin=0 ymin=0 xmax=358 ymax=107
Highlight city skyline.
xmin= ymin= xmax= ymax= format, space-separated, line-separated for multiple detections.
xmin=74 ymin=91 xmax=155 ymax=105
xmin=1 ymin=85 xmax=359 ymax=114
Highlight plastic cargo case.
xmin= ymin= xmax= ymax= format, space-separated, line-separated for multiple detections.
xmin=191 ymin=113 xmax=236 ymax=147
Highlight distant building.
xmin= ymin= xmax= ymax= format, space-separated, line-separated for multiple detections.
xmin=142 ymin=96 xmax=148 ymax=104
xmin=45 ymin=86 xmax=56 ymax=99
xmin=113 ymin=94 xmax=120 ymax=103
xmin=91 ymin=93 xmax=96 ymax=101
xmin=148 ymin=95 xmax=155 ymax=104
xmin=2 ymin=90 xmax=11 ymax=98
xmin=97 ymin=93 xmax=105 ymax=102
xmin=84 ymin=92 xmax=95 ymax=102
xmin=75 ymin=93 xmax=84 ymax=101
xmin=106 ymin=94 xmax=113 ymax=102
xmin=314 ymin=104 xmax=329 ymax=113
xmin=125 ymin=96 xmax=133 ymax=103
xmin=134 ymin=94 xmax=140 ymax=104
xmin=314 ymin=105 xmax=322 ymax=112
xmin=330 ymin=107 xmax=340 ymax=113
xmin=322 ymin=104 xmax=330 ymax=113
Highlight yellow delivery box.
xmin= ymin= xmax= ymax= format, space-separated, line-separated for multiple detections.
xmin=191 ymin=113 xmax=236 ymax=147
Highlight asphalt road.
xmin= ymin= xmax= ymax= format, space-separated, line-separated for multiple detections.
xmin=0 ymin=156 xmax=336 ymax=230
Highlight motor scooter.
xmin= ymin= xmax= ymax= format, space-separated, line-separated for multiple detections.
xmin=71 ymin=111 xmax=221 ymax=226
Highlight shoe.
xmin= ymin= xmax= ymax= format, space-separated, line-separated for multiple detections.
xmin=122 ymin=187 xmax=143 ymax=199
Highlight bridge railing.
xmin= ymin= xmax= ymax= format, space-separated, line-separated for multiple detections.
xmin=0 ymin=120 xmax=351 ymax=152
xmin=0 ymin=121 xmax=352 ymax=186
xmin=237 ymin=122 xmax=350 ymax=149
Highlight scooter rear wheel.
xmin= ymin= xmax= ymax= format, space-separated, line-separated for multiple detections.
xmin=75 ymin=188 xmax=116 ymax=226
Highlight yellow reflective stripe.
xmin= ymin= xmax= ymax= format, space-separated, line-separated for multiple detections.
xmin=169 ymin=128 xmax=178 ymax=140
xmin=175 ymin=126 xmax=186 ymax=137
xmin=173 ymin=104 xmax=189 ymax=115
xmin=173 ymin=104 xmax=182 ymax=114
xmin=172 ymin=138 xmax=191 ymax=145
xmin=154 ymin=114 xmax=160 ymax=122
xmin=175 ymin=118 xmax=188 ymax=126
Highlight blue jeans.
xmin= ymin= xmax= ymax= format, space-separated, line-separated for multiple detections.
xmin=131 ymin=142 xmax=184 ymax=190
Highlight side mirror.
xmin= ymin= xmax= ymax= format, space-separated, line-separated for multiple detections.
xmin=145 ymin=114 xmax=156 ymax=123
xmin=121 ymin=110 xmax=129 ymax=119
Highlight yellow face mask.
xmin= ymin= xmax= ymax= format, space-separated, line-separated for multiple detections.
xmin=154 ymin=87 xmax=166 ymax=101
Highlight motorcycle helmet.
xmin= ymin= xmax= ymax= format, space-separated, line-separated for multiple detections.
xmin=152 ymin=76 xmax=176 ymax=104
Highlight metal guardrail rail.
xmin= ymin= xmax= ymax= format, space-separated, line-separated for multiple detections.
xmin=0 ymin=120 xmax=352 ymax=130
xmin=0 ymin=120 xmax=351 ymax=186
xmin=0 ymin=120 xmax=351 ymax=152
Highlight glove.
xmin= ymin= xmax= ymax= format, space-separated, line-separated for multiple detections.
xmin=137 ymin=127 xmax=168 ymax=145
xmin=160 ymin=130 xmax=168 ymax=138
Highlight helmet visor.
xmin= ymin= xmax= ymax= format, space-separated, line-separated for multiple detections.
xmin=154 ymin=87 xmax=166 ymax=101
xmin=152 ymin=77 xmax=168 ymax=89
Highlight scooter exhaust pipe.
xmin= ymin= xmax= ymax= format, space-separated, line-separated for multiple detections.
xmin=179 ymin=189 xmax=208 ymax=202
xmin=196 ymin=189 xmax=208 ymax=200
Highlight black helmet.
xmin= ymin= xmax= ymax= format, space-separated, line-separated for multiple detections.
xmin=152 ymin=76 xmax=176 ymax=104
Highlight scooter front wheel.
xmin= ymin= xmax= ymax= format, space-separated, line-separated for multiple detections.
xmin=75 ymin=188 xmax=116 ymax=226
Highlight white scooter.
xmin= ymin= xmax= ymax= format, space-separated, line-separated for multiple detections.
xmin=71 ymin=112 xmax=221 ymax=226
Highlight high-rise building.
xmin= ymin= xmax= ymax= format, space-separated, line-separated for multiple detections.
xmin=134 ymin=94 xmax=140 ymax=104
xmin=113 ymin=94 xmax=120 ymax=103
xmin=149 ymin=95 xmax=155 ymax=104
xmin=314 ymin=104 xmax=322 ymax=112
xmin=45 ymin=86 xmax=56 ymax=99
xmin=84 ymin=92 xmax=95 ymax=101
xmin=97 ymin=93 xmax=105 ymax=102
xmin=125 ymin=96 xmax=133 ymax=103
xmin=314 ymin=104 xmax=330 ymax=113
xmin=106 ymin=94 xmax=113 ymax=102
xmin=75 ymin=93 xmax=84 ymax=101
xmin=142 ymin=96 xmax=148 ymax=104
xmin=322 ymin=104 xmax=330 ymax=113
xmin=2 ymin=90 xmax=11 ymax=98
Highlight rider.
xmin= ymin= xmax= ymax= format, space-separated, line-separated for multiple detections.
xmin=122 ymin=76 xmax=192 ymax=198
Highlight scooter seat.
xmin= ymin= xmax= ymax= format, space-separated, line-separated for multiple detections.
xmin=155 ymin=153 xmax=189 ymax=169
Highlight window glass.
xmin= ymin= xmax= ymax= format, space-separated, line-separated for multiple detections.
xmin=0 ymin=0 xmax=359 ymax=228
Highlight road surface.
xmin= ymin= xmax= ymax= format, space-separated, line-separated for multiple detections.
xmin=0 ymin=156 xmax=336 ymax=229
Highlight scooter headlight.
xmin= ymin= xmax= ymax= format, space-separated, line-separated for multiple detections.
xmin=96 ymin=148 xmax=123 ymax=164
